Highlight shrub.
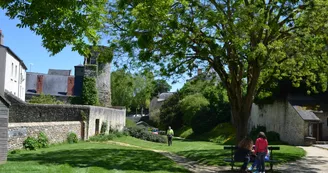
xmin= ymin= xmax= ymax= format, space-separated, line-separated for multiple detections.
xmin=81 ymin=77 xmax=99 ymax=105
xmin=23 ymin=137 xmax=39 ymax=150
xmin=100 ymin=122 xmax=108 ymax=134
xmin=180 ymin=94 xmax=209 ymax=126
xmin=249 ymin=126 xmax=281 ymax=142
xmin=37 ymin=132 xmax=49 ymax=148
xmin=29 ymin=93 xmax=63 ymax=104
xmin=89 ymin=134 xmax=116 ymax=141
xmin=266 ymin=131 xmax=280 ymax=142
xmin=67 ymin=132 xmax=78 ymax=144
xmin=126 ymin=126 xmax=166 ymax=143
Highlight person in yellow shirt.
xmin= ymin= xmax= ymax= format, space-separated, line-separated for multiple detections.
xmin=167 ymin=126 xmax=174 ymax=146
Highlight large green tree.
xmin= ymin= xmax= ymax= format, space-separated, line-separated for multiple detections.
xmin=111 ymin=69 xmax=135 ymax=109
xmin=1 ymin=0 xmax=107 ymax=55
xmin=107 ymin=0 xmax=328 ymax=141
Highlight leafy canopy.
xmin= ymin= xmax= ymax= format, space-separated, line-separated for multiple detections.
xmin=1 ymin=0 xmax=107 ymax=55
xmin=107 ymin=0 xmax=328 ymax=140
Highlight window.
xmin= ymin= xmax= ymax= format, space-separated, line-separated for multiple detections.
xmin=11 ymin=63 xmax=13 ymax=76
xmin=15 ymin=65 xmax=17 ymax=78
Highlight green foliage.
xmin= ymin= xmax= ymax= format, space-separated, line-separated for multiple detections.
xmin=111 ymin=69 xmax=135 ymax=108
xmin=100 ymin=122 xmax=108 ymax=134
xmin=131 ymin=71 xmax=155 ymax=111
xmin=249 ymin=126 xmax=281 ymax=143
xmin=37 ymin=132 xmax=49 ymax=148
xmin=0 ymin=0 xmax=107 ymax=56
xmin=126 ymin=119 xmax=137 ymax=128
xmin=107 ymin=0 xmax=328 ymax=141
xmin=159 ymin=93 xmax=184 ymax=130
xmin=23 ymin=137 xmax=38 ymax=150
xmin=23 ymin=132 xmax=50 ymax=150
xmin=266 ymin=131 xmax=281 ymax=142
xmin=69 ymin=96 xmax=83 ymax=105
xmin=126 ymin=126 xmax=166 ymax=143
xmin=10 ymin=149 xmax=22 ymax=154
xmin=67 ymin=132 xmax=78 ymax=144
xmin=152 ymin=79 xmax=172 ymax=97
xmin=179 ymin=94 xmax=209 ymax=126
xmin=89 ymin=133 xmax=120 ymax=142
xmin=80 ymin=110 xmax=87 ymax=121
xmin=81 ymin=77 xmax=99 ymax=105
xmin=29 ymin=94 xmax=63 ymax=105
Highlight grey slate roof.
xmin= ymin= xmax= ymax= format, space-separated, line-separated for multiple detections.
xmin=48 ymin=69 xmax=71 ymax=76
xmin=157 ymin=92 xmax=175 ymax=102
xmin=26 ymin=72 xmax=70 ymax=96
xmin=0 ymin=45 xmax=27 ymax=69
xmin=293 ymin=106 xmax=320 ymax=121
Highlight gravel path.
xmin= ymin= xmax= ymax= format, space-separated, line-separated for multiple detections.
xmin=277 ymin=146 xmax=328 ymax=173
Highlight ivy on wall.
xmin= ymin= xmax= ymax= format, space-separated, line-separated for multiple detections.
xmin=81 ymin=77 xmax=99 ymax=105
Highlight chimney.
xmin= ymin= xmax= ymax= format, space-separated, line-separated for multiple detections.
xmin=197 ymin=68 xmax=202 ymax=75
xmin=67 ymin=76 xmax=75 ymax=96
xmin=36 ymin=75 xmax=44 ymax=94
xmin=0 ymin=30 xmax=3 ymax=45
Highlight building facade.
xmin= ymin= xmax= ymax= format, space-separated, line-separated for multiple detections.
xmin=0 ymin=31 xmax=27 ymax=101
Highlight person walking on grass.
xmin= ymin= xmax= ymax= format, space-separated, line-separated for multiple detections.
xmin=167 ymin=126 xmax=174 ymax=146
xmin=255 ymin=132 xmax=268 ymax=173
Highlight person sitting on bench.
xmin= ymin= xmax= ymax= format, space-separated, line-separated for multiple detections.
xmin=234 ymin=137 xmax=254 ymax=173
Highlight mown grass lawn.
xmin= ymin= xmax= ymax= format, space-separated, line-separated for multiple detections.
xmin=114 ymin=136 xmax=306 ymax=166
xmin=0 ymin=142 xmax=190 ymax=173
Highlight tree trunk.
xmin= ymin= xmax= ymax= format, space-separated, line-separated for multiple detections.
xmin=233 ymin=111 xmax=251 ymax=143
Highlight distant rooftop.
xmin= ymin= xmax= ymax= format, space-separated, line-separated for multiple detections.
xmin=48 ymin=69 xmax=71 ymax=76
xmin=157 ymin=92 xmax=175 ymax=102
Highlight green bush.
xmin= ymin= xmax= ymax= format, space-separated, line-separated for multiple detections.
xmin=89 ymin=131 xmax=126 ymax=142
xmin=180 ymin=94 xmax=209 ymax=126
xmin=249 ymin=126 xmax=281 ymax=142
xmin=191 ymin=106 xmax=218 ymax=134
xmin=266 ymin=131 xmax=280 ymax=142
xmin=29 ymin=93 xmax=63 ymax=104
xmin=100 ymin=122 xmax=108 ymax=134
xmin=37 ymin=132 xmax=49 ymax=148
xmin=126 ymin=126 xmax=166 ymax=143
xmin=23 ymin=137 xmax=39 ymax=150
xmin=10 ymin=149 xmax=22 ymax=154
xmin=67 ymin=132 xmax=78 ymax=144
xmin=81 ymin=77 xmax=99 ymax=105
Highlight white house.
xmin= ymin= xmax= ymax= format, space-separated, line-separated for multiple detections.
xmin=0 ymin=30 xmax=27 ymax=101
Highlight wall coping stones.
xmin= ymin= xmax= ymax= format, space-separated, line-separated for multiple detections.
xmin=9 ymin=121 xmax=81 ymax=127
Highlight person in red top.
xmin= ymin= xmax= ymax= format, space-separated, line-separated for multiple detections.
xmin=255 ymin=132 xmax=268 ymax=173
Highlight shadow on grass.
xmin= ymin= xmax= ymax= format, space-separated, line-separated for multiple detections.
xmin=176 ymin=149 xmax=231 ymax=166
xmin=8 ymin=148 xmax=189 ymax=172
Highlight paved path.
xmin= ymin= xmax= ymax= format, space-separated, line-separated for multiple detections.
xmin=314 ymin=144 xmax=328 ymax=150
xmin=104 ymin=141 xmax=229 ymax=173
xmin=277 ymin=146 xmax=328 ymax=173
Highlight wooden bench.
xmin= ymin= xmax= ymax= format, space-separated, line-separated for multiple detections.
xmin=224 ymin=146 xmax=280 ymax=172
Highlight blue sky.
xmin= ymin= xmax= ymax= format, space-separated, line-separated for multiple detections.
xmin=0 ymin=9 xmax=186 ymax=92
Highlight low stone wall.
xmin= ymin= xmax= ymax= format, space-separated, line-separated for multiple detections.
xmin=8 ymin=121 xmax=81 ymax=150
xmin=87 ymin=106 xmax=126 ymax=138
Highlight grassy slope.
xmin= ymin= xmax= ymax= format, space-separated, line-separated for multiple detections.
xmin=114 ymin=136 xmax=306 ymax=166
xmin=0 ymin=142 xmax=189 ymax=173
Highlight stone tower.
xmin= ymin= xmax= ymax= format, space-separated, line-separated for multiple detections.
xmin=83 ymin=46 xmax=111 ymax=107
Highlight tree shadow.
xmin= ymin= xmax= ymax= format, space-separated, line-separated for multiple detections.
xmin=176 ymin=149 xmax=231 ymax=166
xmin=8 ymin=148 xmax=189 ymax=172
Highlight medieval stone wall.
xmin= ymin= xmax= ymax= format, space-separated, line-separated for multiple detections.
xmin=96 ymin=63 xmax=111 ymax=107
xmin=8 ymin=121 xmax=81 ymax=150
